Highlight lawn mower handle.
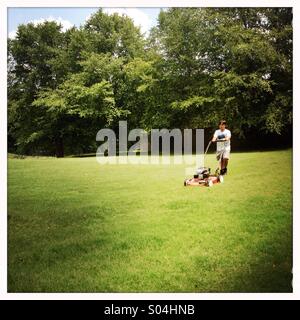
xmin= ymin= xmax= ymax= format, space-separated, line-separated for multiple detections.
xmin=204 ymin=139 xmax=227 ymax=156
xmin=204 ymin=139 xmax=225 ymax=155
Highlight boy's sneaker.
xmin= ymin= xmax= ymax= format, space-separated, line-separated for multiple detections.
xmin=220 ymin=168 xmax=227 ymax=175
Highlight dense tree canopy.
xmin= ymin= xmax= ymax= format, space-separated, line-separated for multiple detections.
xmin=8 ymin=8 xmax=292 ymax=156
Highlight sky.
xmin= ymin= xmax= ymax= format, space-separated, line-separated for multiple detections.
xmin=8 ymin=7 xmax=162 ymax=39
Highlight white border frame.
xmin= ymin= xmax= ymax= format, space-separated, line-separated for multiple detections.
xmin=1 ymin=0 xmax=299 ymax=300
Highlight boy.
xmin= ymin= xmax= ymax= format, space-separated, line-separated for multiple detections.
xmin=212 ymin=120 xmax=231 ymax=175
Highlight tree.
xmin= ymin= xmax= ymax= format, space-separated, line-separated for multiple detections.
xmin=8 ymin=8 xmax=292 ymax=156
xmin=153 ymin=8 xmax=292 ymax=136
xmin=8 ymin=9 xmax=145 ymax=156
xmin=32 ymin=73 xmax=120 ymax=157
xmin=8 ymin=21 xmax=68 ymax=154
xmin=84 ymin=9 xmax=144 ymax=60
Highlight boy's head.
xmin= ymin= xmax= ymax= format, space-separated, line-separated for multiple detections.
xmin=219 ymin=120 xmax=226 ymax=130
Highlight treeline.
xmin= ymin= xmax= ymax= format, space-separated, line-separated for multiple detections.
xmin=8 ymin=8 xmax=292 ymax=156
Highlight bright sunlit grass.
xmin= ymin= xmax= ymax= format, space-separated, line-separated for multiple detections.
xmin=8 ymin=149 xmax=292 ymax=292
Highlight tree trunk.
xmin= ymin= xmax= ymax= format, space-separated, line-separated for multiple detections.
xmin=55 ymin=137 xmax=64 ymax=158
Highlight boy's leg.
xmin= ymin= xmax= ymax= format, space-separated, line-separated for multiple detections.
xmin=216 ymin=151 xmax=221 ymax=169
xmin=219 ymin=154 xmax=224 ymax=174
xmin=222 ymin=158 xmax=228 ymax=174
xmin=220 ymin=158 xmax=225 ymax=174
xmin=217 ymin=151 xmax=229 ymax=174
xmin=220 ymin=151 xmax=229 ymax=175
xmin=223 ymin=158 xmax=228 ymax=168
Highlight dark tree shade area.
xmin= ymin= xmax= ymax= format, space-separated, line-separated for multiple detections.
xmin=8 ymin=8 xmax=292 ymax=157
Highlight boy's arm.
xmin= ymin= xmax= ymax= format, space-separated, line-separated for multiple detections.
xmin=224 ymin=131 xmax=231 ymax=141
xmin=212 ymin=131 xmax=218 ymax=142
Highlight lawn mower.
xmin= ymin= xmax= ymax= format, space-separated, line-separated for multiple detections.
xmin=184 ymin=140 xmax=224 ymax=187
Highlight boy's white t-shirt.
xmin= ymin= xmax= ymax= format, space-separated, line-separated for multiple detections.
xmin=213 ymin=129 xmax=231 ymax=151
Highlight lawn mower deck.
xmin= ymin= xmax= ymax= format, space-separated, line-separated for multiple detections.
xmin=184 ymin=174 xmax=223 ymax=187
xmin=184 ymin=139 xmax=227 ymax=187
xmin=184 ymin=166 xmax=224 ymax=187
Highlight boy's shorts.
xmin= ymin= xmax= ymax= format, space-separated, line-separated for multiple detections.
xmin=216 ymin=150 xmax=230 ymax=161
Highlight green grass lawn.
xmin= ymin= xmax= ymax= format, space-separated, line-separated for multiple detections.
xmin=8 ymin=150 xmax=292 ymax=292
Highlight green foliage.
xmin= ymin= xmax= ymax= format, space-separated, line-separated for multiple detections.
xmin=154 ymin=8 xmax=292 ymax=136
xmin=8 ymin=21 xmax=67 ymax=154
xmin=84 ymin=9 xmax=144 ymax=59
xmin=171 ymin=96 xmax=216 ymax=111
xmin=8 ymin=10 xmax=143 ymax=156
xmin=8 ymin=8 xmax=292 ymax=156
